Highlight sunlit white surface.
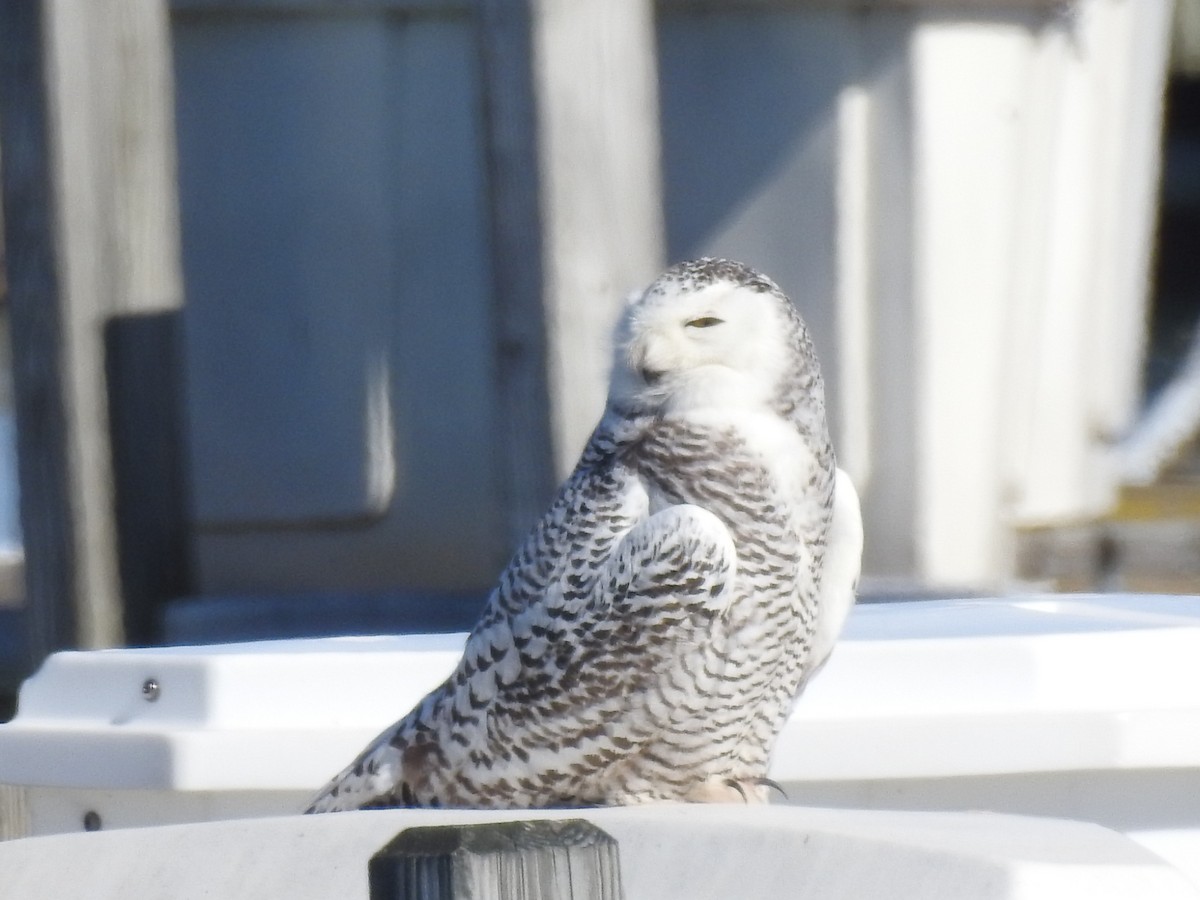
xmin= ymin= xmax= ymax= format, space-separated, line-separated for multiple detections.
xmin=1 ymin=595 xmax=1198 ymax=887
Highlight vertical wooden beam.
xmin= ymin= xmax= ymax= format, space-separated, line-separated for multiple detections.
xmin=477 ymin=0 xmax=560 ymax=544
xmin=0 ymin=0 xmax=186 ymax=657
xmin=369 ymin=820 xmax=622 ymax=900
xmin=0 ymin=0 xmax=79 ymax=669
xmin=534 ymin=0 xmax=665 ymax=471
xmin=477 ymin=0 xmax=666 ymax=544
xmin=855 ymin=12 xmax=921 ymax=581
xmin=48 ymin=0 xmax=187 ymax=646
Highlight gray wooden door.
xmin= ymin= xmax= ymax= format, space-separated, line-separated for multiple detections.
xmin=173 ymin=5 xmax=508 ymax=605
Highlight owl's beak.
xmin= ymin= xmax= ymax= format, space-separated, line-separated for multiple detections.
xmin=640 ymin=366 xmax=665 ymax=386
xmin=630 ymin=338 xmax=668 ymax=387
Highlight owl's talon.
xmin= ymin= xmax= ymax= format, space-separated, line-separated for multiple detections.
xmin=757 ymin=777 xmax=788 ymax=801
xmin=725 ymin=778 xmax=750 ymax=803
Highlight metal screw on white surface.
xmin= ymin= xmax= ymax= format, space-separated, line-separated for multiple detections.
xmin=141 ymin=679 xmax=160 ymax=702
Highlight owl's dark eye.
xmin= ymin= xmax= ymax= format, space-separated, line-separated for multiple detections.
xmin=686 ymin=316 xmax=724 ymax=328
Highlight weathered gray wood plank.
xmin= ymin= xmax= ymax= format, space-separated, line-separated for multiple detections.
xmin=0 ymin=785 xmax=29 ymax=842
xmin=0 ymin=0 xmax=187 ymax=658
xmin=533 ymin=0 xmax=665 ymax=472
xmin=476 ymin=0 xmax=667 ymax=544
xmin=369 ymin=820 xmax=623 ymax=900
xmin=0 ymin=0 xmax=80 ymax=672
xmin=477 ymin=0 xmax=559 ymax=544
xmin=172 ymin=0 xmax=469 ymax=11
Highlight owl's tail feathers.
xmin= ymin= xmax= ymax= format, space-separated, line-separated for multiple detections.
xmin=303 ymin=732 xmax=406 ymax=814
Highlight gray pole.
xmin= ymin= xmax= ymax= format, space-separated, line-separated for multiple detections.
xmin=369 ymin=820 xmax=623 ymax=900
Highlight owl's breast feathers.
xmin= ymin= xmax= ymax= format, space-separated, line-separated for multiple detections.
xmin=620 ymin=411 xmax=838 ymax=754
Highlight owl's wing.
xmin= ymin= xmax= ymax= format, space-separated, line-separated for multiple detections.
xmin=429 ymin=468 xmax=739 ymax=807
xmin=306 ymin=430 xmax=738 ymax=811
xmin=805 ymin=467 xmax=863 ymax=679
xmin=478 ymin=498 xmax=737 ymax=765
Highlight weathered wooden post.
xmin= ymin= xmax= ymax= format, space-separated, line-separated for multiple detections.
xmin=369 ymin=820 xmax=622 ymax=900
xmin=525 ymin=0 xmax=665 ymax=475
xmin=478 ymin=0 xmax=664 ymax=546
xmin=0 ymin=0 xmax=78 ymax=675
xmin=0 ymin=0 xmax=189 ymax=663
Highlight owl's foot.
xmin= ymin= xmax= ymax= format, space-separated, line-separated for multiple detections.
xmin=724 ymin=777 xmax=788 ymax=803
xmin=682 ymin=777 xmax=770 ymax=804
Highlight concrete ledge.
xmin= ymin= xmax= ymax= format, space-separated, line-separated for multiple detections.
xmin=0 ymin=805 xmax=1194 ymax=900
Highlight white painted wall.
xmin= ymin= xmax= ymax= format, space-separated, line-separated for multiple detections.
xmin=652 ymin=0 xmax=1172 ymax=588
xmin=905 ymin=2 xmax=1172 ymax=585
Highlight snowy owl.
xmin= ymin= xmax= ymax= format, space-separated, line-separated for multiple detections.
xmin=306 ymin=257 xmax=863 ymax=811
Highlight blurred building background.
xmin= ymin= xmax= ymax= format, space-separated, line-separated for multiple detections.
xmin=0 ymin=0 xmax=1198 ymax=701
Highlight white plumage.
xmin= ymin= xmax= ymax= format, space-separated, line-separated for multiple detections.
xmin=307 ymin=258 xmax=862 ymax=812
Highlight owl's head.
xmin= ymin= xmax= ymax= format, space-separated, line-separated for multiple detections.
xmin=608 ymin=258 xmax=825 ymax=423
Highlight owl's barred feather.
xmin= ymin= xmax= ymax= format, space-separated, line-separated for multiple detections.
xmin=306 ymin=258 xmax=863 ymax=812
